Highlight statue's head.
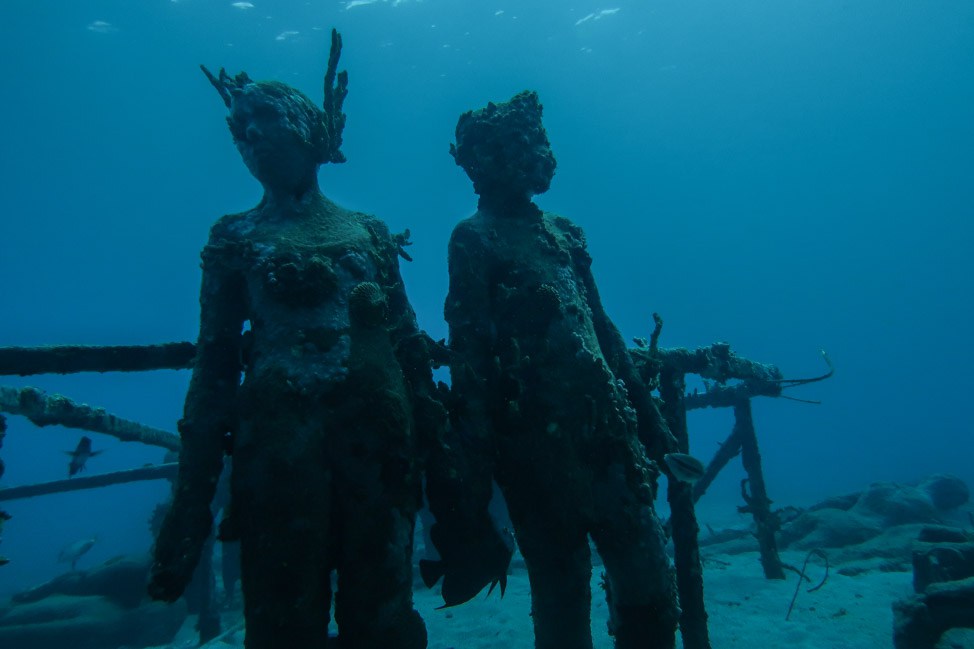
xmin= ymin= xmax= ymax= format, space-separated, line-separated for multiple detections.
xmin=202 ymin=29 xmax=348 ymax=197
xmin=450 ymin=91 xmax=556 ymax=205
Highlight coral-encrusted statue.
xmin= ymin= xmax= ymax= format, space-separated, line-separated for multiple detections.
xmin=148 ymin=30 xmax=509 ymax=649
xmin=444 ymin=91 xmax=679 ymax=649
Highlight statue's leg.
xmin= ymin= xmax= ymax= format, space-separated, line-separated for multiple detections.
xmin=589 ymin=457 xmax=679 ymax=649
xmin=333 ymin=500 xmax=425 ymax=649
xmin=220 ymin=539 xmax=241 ymax=604
xmin=331 ymin=397 xmax=426 ymax=649
xmin=503 ymin=479 xmax=594 ymax=649
xmin=233 ymin=407 xmax=333 ymax=649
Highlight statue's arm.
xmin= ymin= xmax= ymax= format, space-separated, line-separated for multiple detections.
xmin=570 ymin=237 xmax=677 ymax=461
xmin=441 ymin=222 xmax=499 ymax=517
xmin=149 ymin=239 xmax=246 ymax=602
xmin=382 ymin=224 xmax=495 ymax=526
xmin=405 ymin=223 xmax=514 ymax=603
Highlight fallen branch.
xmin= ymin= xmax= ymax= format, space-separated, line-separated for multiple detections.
xmin=0 ymin=463 xmax=179 ymax=502
xmin=785 ymin=549 xmax=829 ymax=620
xmin=0 ymin=342 xmax=195 ymax=376
xmin=0 ymin=386 xmax=180 ymax=451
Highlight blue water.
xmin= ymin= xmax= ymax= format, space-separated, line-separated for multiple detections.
xmin=1 ymin=0 xmax=972 ymax=604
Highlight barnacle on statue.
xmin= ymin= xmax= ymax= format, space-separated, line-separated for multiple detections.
xmin=349 ymin=281 xmax=388 ymax=328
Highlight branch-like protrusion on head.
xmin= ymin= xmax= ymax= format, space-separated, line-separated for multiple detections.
xmin=200 ymin=65 xmax=231 ymax=108
xmin=200 ymin=66 xmax=253 ymax=109
xmin=322 ymin=28 xmax=349 ymax=164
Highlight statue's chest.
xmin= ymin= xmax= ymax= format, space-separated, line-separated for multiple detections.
xmin=248 ymin=244 xmax=378 ymax=309
xmin=491 ymin=231 xmax=581 ymax=303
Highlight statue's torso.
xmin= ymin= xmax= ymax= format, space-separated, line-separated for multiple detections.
xmin=476 ymin=211 xmax=607 ymax=371
xmin=455 ymin=210 xmax=631 ymax=439
xmin=210 ymin=195 xmax=391 ymax=394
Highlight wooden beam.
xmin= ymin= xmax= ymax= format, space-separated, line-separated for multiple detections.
xmin=0 ymin=386 xmax=181 ymax=451
xmin=0 ymin=463 xmax=178 ymax=502
xmin=0 ymin=343 xmax=195 ymax=376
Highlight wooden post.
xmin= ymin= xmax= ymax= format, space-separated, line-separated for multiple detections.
xmin=734 ymin=398 xmax=785 ymax=579
xmin=690 ymin=429 xmax=742 ymax=504
xmin=659 ymin=366 xmax=711 ymax=649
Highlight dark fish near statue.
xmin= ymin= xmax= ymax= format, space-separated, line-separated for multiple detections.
xmin=66 ymin=436 xmax=102 ymax=477
xmin=420 ymin=524 xmax=514 ymax=609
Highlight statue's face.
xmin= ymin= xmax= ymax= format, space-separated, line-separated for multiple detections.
xmin=227 ymin=82 xmax=321 ymax=193
xmin=451 ymin=91 xmax=556 ymax=201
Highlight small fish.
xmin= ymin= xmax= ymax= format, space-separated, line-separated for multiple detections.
xmin=231 ymin=1 xmax=254 ymax=8
xmin=58 ymin=537 xmax=96 ymax=570
xmin=664 ymin=453 xmax=706 ymax=484
xmin=66 ymin=436 xmax=102 ymax=477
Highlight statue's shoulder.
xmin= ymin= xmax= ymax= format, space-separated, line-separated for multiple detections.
xmin=207 ymin=210 xmax=254 ymax=245
xmin=197 ymin=211 xmax=259 ymax=270
xmin=354 ymin=211 xmax=393 ymax=240
xmin=544 ymin=212 xmax=587 ymax=250
xmin=450 ymin=212 xmax=489 ymax=245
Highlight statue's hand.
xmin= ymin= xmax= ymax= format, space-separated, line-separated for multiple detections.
xmin=419 ymin=518 xmax=514 ymax=609
xmin=147 ymin=527 xmax=206 ymax=603
xmin=147 ymin=560 xmax=189 ymax=603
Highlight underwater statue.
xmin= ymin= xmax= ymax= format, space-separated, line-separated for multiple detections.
xmin=148 ymin=30 xmax=510 ymax=649
xmin=444 ymin=91 xmax=679 ymax=649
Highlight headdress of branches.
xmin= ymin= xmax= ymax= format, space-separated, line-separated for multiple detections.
xmin=199 ymin=28 xmax=349 ymax=164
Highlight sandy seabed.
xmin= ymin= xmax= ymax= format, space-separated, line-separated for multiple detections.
xmin=163 ymin=547 xmax=919 ymax=649
xmin=417 ymin=549 xmax=910 ymax=649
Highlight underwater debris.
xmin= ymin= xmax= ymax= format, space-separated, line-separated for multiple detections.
xmin=633 ymin=321 xmax=834 ymax=410
xmin=637 ymin=314 xmax=832 ymax=585
xmin=785 ymin=549 xmax=829 ymax=621
xmin=894 ymin=523 xmax=974 ymax=649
